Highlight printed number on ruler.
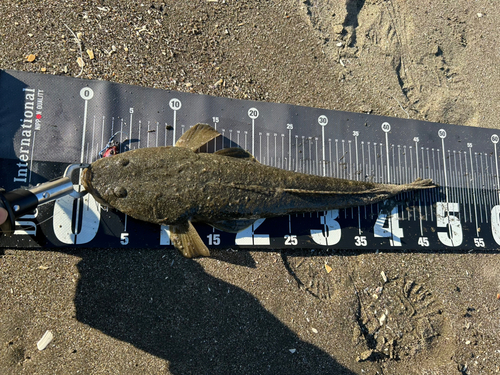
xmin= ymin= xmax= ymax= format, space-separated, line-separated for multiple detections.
xmin=436 ymin=202 xmax=463 ymax=247
xmin=491 ymin=205 xmax=500 ymax=245
xmin=374 ymin=203 xmax=403 ymax=246
xmin=235 ymin=218 xmax=270 ymax=245
xmin=169 ymin=98 xmax=181 ymax=110
xmin=284 ymin=234 xmax=298 ymax=246
xmin=207 ymin=233 xmax=221 ymax=246
xmin=355 ymin=235 xmax=367 ymax=247
xmin=310 ymin=210 xmax=341 ymax=246
xmin=418 ymin=237 xmax=429 ymax=247
xmin=120 ymin=233 xmax=129 ymax=245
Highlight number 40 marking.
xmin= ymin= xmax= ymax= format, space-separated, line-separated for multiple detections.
xmin=374 ymin=203 xmax=403 ymax=246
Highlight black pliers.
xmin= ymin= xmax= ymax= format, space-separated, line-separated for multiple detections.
xmin=0 ymin=163 xmax=89 ymax=236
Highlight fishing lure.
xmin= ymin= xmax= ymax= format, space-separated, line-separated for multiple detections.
xmin=99 ymin=131 xmax=126 ymax=158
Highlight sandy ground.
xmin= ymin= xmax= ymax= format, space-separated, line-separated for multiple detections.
xmin=1 ymin=1 xmax=500 ymax=374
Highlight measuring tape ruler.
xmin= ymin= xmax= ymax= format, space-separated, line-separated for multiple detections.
xmin=1 ymin=69 xmax=499 ymax=251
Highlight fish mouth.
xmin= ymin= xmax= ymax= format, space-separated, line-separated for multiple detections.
xmin=81 ymin=167 xmax=108 ymax=206
xmin=81 ymin=168 xmax=93 ymax=193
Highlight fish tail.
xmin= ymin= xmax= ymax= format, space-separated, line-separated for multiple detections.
xmin=402 ymin=178 xmax=437 ymax=192
xmin=279 ymin=177 xmax=436 ymax=196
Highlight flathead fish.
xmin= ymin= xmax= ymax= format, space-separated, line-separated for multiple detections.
xmin=82 ymin=124 xmax=436 ymax=258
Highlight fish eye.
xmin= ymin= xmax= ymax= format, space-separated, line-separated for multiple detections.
xmin=113 ymin=186 xmax=127 ymax=198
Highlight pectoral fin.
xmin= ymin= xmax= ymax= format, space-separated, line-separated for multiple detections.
xmin=175 ymin=123 xmax=220 ymax=151
xmin=210 ymin=219 xmax=256 ymax=233
xmin=170 ymin=221 xmax=210 ymax=258
xmin=214 ymin=148 xmax=259 ymax=162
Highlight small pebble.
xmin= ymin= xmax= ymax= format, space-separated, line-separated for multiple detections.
xmin=311 ymin=327 xmax=318 ymax=334
xmin=381 ymin=271 xmax=388 ymax=283
xmin=430 ymin=44 xmax=441 ymax=56
xmin=289 ymin=348 xmax=296 ymax=353
xmin=332 ymin=24 xmax=344 ymax=34
xmin=357 ymin=349 xmax=373 ymax=362
xmin=26 ymin=54 xmax=36 ymax=62
xmin=37 ymin=330 xmax=53 ymax=350
xmin=379 ymin=313 xmax=387 ymax=326
xmin=324 ymin=264 xmax=332 ymax=273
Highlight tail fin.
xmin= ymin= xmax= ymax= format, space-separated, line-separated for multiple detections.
xmin=279 ymin=178 xmax=437 ymax=196
xmin=403 ymin=178 xmax=437 ymax=191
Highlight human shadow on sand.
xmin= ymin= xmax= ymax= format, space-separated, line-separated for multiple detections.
xmin=73 ymin=248 xmax=355 ymax=375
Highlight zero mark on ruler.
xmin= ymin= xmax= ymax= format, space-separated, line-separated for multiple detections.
xmin=80 ymin=87 xmax=94 ymax=100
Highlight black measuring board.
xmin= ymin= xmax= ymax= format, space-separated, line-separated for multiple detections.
xmin=1 ymin=69 xmax=500 ymax=252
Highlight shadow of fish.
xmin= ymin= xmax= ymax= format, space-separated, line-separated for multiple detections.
xmin=82 ymin=124 xmax=436 ymax=258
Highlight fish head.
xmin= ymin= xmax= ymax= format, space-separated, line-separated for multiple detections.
xmin=81 ymin=166 xmax=111 ymax=207
xmin=81 ymin=154 xmax=135 ymax=209
xmin=80 ymin=147 xmax=196 ymax=225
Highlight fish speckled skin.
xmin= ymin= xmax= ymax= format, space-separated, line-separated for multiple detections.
xmin=82 ymin=124 xmax=436 ymax=257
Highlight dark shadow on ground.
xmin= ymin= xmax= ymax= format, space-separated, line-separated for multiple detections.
xmin=343 ymin=0 xmax=366 ymax=46
xmin=73 ymin=248 xmax=355 ymax=375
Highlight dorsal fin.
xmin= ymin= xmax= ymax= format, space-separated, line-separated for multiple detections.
xmin=214 ymin=147 xmax=259 ymax=162
xmin=175 ymin=123 xmax=220 ymax=151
